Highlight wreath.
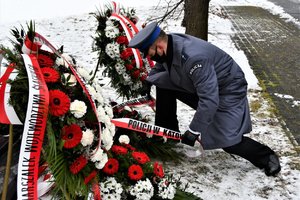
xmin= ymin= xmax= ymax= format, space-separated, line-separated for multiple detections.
xmin=93 ymin=2 xmax=155 ymax=99
xmin=0 ymin=20 xmax=201 ymax=200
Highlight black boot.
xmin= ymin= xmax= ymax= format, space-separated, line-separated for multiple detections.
xmin=264 ymin=154 xmax=281 ymax=176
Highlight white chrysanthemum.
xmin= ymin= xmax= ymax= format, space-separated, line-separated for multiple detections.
xmin=118 ymin=135 xmax=130 ymax=144
xmin=97 ymin=106 xmax=106 ymax=120
xmin=105 ymin=43 xmax=120 ymax=59
xmin=104 ymin=105 xmax=113 ymax=118
xmin=101 ymin=128 xmax=113 ymax=150
xmin=130 ymin=179 xmax=154 ymax=200
xmin=96 ymin=93 xmax=104 ymax=105
xmin=81 ymin=129 xmax=94 ymax=146
xmin=158 ymin=179 xmax=176 ymax=199
xmin=62 ymin=73 xmax=77 ymax=86
xmin=95 ymin=152 xmax=108 ymax=169
xmin=86 ymin=85 xmax=97 ymax=100
xmin=70 ymin=100 xmax=87 ymax=118
xmin=77 ymin=67 xmax=91 ymax=81
xmin=90 ymin=148 xmax=103 ymax=162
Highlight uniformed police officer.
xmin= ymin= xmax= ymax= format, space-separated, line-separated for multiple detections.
xmin=128 ymin=22 xmax=281 ymax=176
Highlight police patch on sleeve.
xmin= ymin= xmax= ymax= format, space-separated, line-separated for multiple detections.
xmin=189 ymin=63 xmax=202 ymax=75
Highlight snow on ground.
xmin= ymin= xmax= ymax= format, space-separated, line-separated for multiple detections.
xmin=0 ymin=0 xmax=299 ymax=199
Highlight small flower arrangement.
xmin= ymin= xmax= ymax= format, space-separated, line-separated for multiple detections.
xmin=93 ymin=2 xmax=155 ymax=99
xmin=99 ymin=134 xmax=197 ymax=200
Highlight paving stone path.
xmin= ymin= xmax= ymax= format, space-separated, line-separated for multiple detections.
xmin=224 ymin=6 xmax=300 ymax=144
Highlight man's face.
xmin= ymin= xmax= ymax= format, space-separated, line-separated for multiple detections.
xmin=142 ymin=40 xmax=167 ymax=63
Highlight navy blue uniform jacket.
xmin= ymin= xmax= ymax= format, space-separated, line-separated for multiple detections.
xmin=147 ymin=33 xmax=252 ymax=149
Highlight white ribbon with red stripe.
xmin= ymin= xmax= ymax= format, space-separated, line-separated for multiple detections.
xmin=17 ymin=54 xmax=49 ymax=199
xmin=111 ymin=118 xmax=183 ymax=140
xmin=110 ymin=13 xmax=144 ymax=69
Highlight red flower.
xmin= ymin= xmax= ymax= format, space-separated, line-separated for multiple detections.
xmin=132 ymin=70 xmax=140 ymax=79
xmin=132 ymin=151 xmax=150 ymax=164
xmin=125 ymin=64 xmax=134 ymax=71
xmin=120 ymin=48 xmax=133 ymax=60
xmin=84 ymin=170 xmax=98 ymax=185
xmin=111 ymin=145 xmax=128 ymax=155
xmin=116 ymin=35 xmax=129 ymax=45
xmin=49 ymin=90 xmax=70 ymax=116
xmin=37 ymin=54 xmax=54 ymax=68
xmin=61 ymin=124 xmax=83 ymax=149
xmin=41 ymin=67 xmax=60 ymax=83
xmin=128 ymin=164 xmax=144 ymax=181
xmin=153 ymin=162 xmax=164 ymax=178
xmin=103 ymin=158 xmax=119 ymax=175
xmin=70 ymin=155 xmax=88 ymax=174
xmin=123 ymin=144 xmax=136 ymax=151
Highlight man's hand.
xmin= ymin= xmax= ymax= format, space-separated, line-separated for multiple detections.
xmin=181 ymin=129 xmax=201 ymax=147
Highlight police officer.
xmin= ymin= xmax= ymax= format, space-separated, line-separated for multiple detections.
xmin=128 ymin=22 xmax=281 ymax=176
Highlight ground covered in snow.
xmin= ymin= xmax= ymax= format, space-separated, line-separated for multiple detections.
xmin=0 ymin=0 xmax=299 ymax=199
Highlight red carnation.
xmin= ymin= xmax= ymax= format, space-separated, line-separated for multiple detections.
xmin=120 ymin=48 xmax=134 ymax=60
xmin=128 ymin=164 xmax=144 ymax=181
xmin=111 ymin=145 xmax=128 ymax=155
xmin=41 ymin=67 xmax=60 ymax=83
xmin=125 ymin=64 xmax=134 ymax=71
xmin=116 ymin=35 xmax=129 ymax=45
xmin=70 ymin=155 xmax=88 ymax=174
xmin=132 ymin=151 xmax=150 ymax=164
xmin=131 ymin=59 xmax=136 ymax=66
xmin=132 ymin=70 xmax=140 ymax=79
xmin=103 ymin=158 xmax=119 ymax=175
xmin=49 ymin=90 xmax=70 ymax=116
xmin=153 ymin=162 xmax=164 ymax=178
xmin=37 ymin=54 xmax=54 ymax=68
xmin=61 ymin=124 xmax=83 ymax=149
xmin=84 ymin=170 xmax=98 ymax=185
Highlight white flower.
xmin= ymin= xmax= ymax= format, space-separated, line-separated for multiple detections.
xmin=101 ymin=128 xmax=113 ymax=150
xmin=104 ymin=105 xmax=113 ymax=118
xmin=62 ymin=73 xmax=77 ymax=86
xmin=129 ymin=179 xmax=154 ymax=200
xmin=86 ymin=85 xmax=97 ymax=100
xmin=77 ymin=67 xmax=91 ymax=81
xmin=90 ymin=148 xmax=103 ymax=162
xmin=95 ymin=152 xmax=108 ymax=169
xmin=118 ymin=135 xmax=130 ymax=144
xmin=55 ymin=53 xmax=74 ymax=68
xmin=105 ymin=43 xmax=120 ymax=59
xmin=70 ymin=100 xmax=87 ymax=118
xmin=81 ymin=129 xmax=94 ymax=146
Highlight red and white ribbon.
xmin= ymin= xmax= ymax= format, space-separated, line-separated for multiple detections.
xmin=17 ymin=54 xmax=49 ymax=200
xmin=111 ymin=118 xmax=183 ymax=140
xmin=110 ymin=13 xmax=143 ymax=69
xmin=0 ymin=52 xmax=22 ymax=125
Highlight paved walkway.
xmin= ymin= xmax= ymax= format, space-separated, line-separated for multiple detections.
xmin=224 ymin=6 xmax=300 ymax=144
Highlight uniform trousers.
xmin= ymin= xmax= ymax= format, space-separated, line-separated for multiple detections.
xmin=155 ymin=87 xmax=276 ymax=169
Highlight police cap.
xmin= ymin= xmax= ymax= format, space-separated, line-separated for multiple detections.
xmin=128 ymin=21 xmax=161 ymax=57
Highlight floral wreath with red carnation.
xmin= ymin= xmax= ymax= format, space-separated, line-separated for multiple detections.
xmin=93 ymin=2 xmax=155 ymax=99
